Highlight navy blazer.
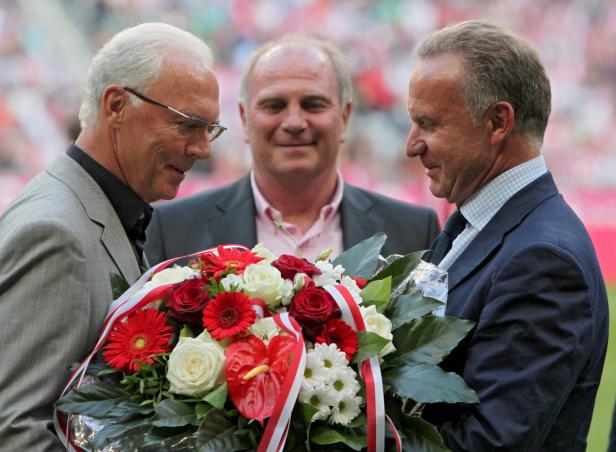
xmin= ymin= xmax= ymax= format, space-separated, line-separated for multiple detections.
xmin=424 ymin=173 xmax=609 ymax=451
xmin=145 ymin=175 xmax=440 ymax=265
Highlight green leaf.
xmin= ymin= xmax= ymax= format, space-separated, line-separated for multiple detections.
xmin=388 ymin=294 xmax=443 ymax=330
xmin=196 ymin=409 xmax=248 ymax=451
xmin=372 ymin=251 xmax=424 ymax=291
xmin=152 ymin=399 xmax=199 ymax=427
xmin=300 ymin=401 xmax=320 ymax=425
xmin=203 ymin=383 xmax=227 ymax=410
xmin=332 ymin=233 xmax=386 ymax=278
xmin=360 ymin=277 xmax=392 ymax=313
xmin=383 ymin=362 xmax=478 ymax=404
xmin=54 ymin=382 xmax=132 ymax=418
xmin=351 ymin=331 xmax=390 ymax=364
xmin=180 ymin=325 xmax=194 ymax=338
xmin=110 ymin=272 xmax=130 ymax=299
xmin=391 ymin=316 xmax=475 ymax=365
xmin=396 ymin=414 xmax=449 ymax=452
xmin=310 ymin=426 xmax=346 ymax=445
xmin=195 ymin=402 xmax=212 ymax=419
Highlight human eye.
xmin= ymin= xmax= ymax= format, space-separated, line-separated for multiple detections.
xmin=177 ymin=120 xmax=206 ymax=135
xmin=258 ymin=99 xmax=285 ymax=113
xmin=302 ymin=97 xmax=330 ymax=112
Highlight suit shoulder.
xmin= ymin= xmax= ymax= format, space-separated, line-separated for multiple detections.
xmin=153 ymin=178 xmax=248 ymax=218
xmin=346 ymin=184 xmax=437 ymax=218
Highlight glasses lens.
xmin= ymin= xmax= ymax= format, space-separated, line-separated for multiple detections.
xmin=208 ymin=125 xmax=225 ymax=142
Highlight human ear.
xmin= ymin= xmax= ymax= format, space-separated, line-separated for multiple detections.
xmin=101 ymin=85 xmax=128 ymax=130
xmin=239 ymin=102 xmax=250 ymax=143
xmin=486 ymin=101 xmax=514 ymax=146
xmin=340 ymin=101 xmax=353 ymax=143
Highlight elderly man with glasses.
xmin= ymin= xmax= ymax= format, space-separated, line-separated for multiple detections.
xmin=145 ymin=34 xmax=440 ymax=266
xmin=0 ymin=23 xmax=222 ymax=450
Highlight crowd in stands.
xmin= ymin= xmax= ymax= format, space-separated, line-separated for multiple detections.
xmin=1 ymin=0 xmax=615 ymax=218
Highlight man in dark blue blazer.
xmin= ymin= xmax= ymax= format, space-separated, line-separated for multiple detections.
xmin=146 ymin=35 xmax=439 ymax=264
xmin=405 ymin=21 xmax=609 ymax=451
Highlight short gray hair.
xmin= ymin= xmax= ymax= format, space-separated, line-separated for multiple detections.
xmin=239 ymin=34 xmax=352 ymax=106
xmin=78 ymin=22 xmax=213 ymax=129
xmin=417 ymin=20 xmax=551 ymax=147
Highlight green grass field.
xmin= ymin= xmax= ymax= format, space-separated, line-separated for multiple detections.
xmin=587 ymin=285 xmax=616 ymax=452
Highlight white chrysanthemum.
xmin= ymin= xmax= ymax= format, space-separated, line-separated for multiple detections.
xmin=330 ymin=367 xmax=361 ymax=399
xmin=360 ymin=305 xmax=396 ymax=357
xmin=329 ymin=395 xmax=362 ymax=425
xmin=313 ymin=261 xmax=345 ymax=286
xmin=303 ymin=350 xmax=332 ymax=388
xmin=299 ymin=384 xmax=338 ymax=419
xmin=340 ymin=275 xmax=363 ymax=305
xmin=143 ymin=266 xmax=197 ymax=290
xmin=247 ymin=317 xmax=282 ymax=343
xmin=252 ymin=243 xmax=277 ymax=263
xmin=313 ymin=343 xmax=348 ymax=371
xmin=220 ymin=274 xmax=244 ymax=292
xmin=279 ymin=279 xmax=295 ymax=306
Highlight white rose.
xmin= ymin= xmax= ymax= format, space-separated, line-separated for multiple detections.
xmin=242 ymin=263 xmax=285 ymax=307
xmin=167 ymin=331 xmax=225 ymax=397
xmin=220 ymin=274 xmax=244 ymax=292
xmin=251 ymin=243 xmax=277 ymax=263
xmin=143 ymin=266 xmax=197 ymax=290
xmin=360 ymin=305 xmax=396 ymax=357
xmin=314 ymin=261 xmax=345 ymax=286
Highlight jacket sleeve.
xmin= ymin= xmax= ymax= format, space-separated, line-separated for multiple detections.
xmin=440 ymin=244 xmax=598 ymax=451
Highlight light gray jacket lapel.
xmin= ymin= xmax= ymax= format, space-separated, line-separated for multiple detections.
xmin=47 ymin=155 xmax=141 ymax=283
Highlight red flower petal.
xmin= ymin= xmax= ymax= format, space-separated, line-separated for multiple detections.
xmin=315 ymin=317 xmax=358 ymax=361
xmin=198 ymin=246 xmax=263 ymax=278
xmin=103 ymin=309 xmax=173 ymax=373
xmin=203 ymin=292 xmax=257 ymax=341
xmin=226 ymin=335 xmax=296 ymax=421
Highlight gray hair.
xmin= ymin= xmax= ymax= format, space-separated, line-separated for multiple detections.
xmin=417 ymin=20 xmax=551 ymax=147
xmin=239 ymin=34 xmax=352 ymax=106
xmin=78 ymin=22 xmax=213 ymax=129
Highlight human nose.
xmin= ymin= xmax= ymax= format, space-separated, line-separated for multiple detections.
xmin=281 ymin=105 xmax=307 ymax=134
xmin=186 ymin=133 xmax=212 ymax=160
xmin=405 ymin=124 xmax=425 ymax=158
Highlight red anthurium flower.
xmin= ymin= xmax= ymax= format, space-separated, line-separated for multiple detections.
xmin=203 ymin=292 xmax=257 ymax=341
xmin=199 ymin=246 xmax=263 ymax=278
xmin=103 ymin=309 xmax=173 ymax=374
xmin=226 ymin=335 xmax=296 ymax=421
xmin=316 ymin=317 xmax=359 ymax=361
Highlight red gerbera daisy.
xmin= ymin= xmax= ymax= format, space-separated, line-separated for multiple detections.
xmin=203 ymin=292 xmax=257 ymax=341
xmin=199 ymin=246 xmax=263 ymax=278
xmin=103 ymin=309 xmax=173 ymax=374
xmin=316 ymin=317 xmax=359 ymax=361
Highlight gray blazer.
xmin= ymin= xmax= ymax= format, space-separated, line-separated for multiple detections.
xmin=145 ymin=175 xmax=440 ymax=265
xmin=0 ymin=155 xmax=141 ymax=451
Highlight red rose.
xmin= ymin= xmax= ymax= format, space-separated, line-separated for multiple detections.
xmin=289 ymin=286 xmax=339 ymax=341
xmin=167 ymin=278 xmax=210 ymax=326
xmin=316 ymin=318 xmax=359 ymax=361
xmin=272 ymin=254 xmax=321 ymax=280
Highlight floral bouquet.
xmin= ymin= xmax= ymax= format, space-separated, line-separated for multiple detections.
xmin=55 ymin=233 xmax=477 ymax=451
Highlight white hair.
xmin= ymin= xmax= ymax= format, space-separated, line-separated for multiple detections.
xmin=78 ymin=22 xmax=214 ymax=129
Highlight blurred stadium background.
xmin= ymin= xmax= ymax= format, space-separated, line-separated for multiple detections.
xmin=0 ymin=0 xmax=614 ymax=449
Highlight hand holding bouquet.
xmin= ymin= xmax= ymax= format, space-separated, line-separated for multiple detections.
xmin=55 ymin=234 xmax=477 ymax=451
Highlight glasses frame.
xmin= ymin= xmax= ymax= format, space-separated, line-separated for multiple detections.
xmin=123 ymin=86 xmax=226 ymax=142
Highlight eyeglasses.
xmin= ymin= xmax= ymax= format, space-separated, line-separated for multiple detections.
xmin=123 ymin=87 xmax=227 ymax=142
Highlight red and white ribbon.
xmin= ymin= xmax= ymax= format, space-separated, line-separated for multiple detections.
xmin=324 ymin=284 xmax=401 ymax=452
xmin=258 ymin=312 xmax=306 ymax=452
xmin=54 ymin=245 xmax=247 ymax=450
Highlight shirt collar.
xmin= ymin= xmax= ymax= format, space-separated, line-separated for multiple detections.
xmin=460 ymin=155 xmax=547 ymax=231
xmin=250 ymin=170 xmax=344 ymax=224
xmin=66 ymin=144 xmax=152 ymax=240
